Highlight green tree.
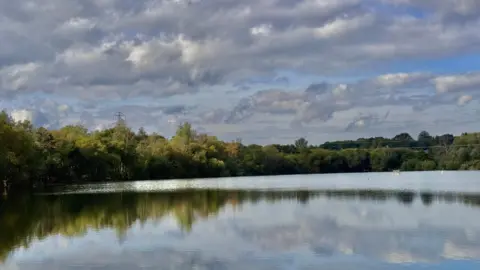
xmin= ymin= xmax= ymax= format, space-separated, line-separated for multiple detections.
xmin=294 ymin=137 xmax=309 ymax=152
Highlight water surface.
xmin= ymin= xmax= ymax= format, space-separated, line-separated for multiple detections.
xmin=1 ymin=171 xmax=480 ymax=270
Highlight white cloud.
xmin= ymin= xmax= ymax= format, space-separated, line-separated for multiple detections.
xmin=0 ymin=62 xmax=43 ymax=90
xmin=55 ymin=17 xmax=97 ymax=35
xmin=375 ymin=73 xmax=431 ymax=88
xmin=250 ymin=24 xmax=272 ymax=37
xmin=314 ymin=14 xmax=374 ymax=39
xmin=332 ymin=84 xmax=350 ymax=97
xmin=57 ymin=46 xmax=108 ymax=67
xmin=0 ymin=0 xmax=479 ymax=143
xmin=433 ymin=73 xmax=480 ymax=93
xmin=10 ymin=109 xmax=34 ymax=123
xmin=10 ymin=109 xmax=51 ymax=127
xmin=457 ymin=95 xmax=473 ymax=106
xmin=0 ymin=0 xmax=479 ymax=98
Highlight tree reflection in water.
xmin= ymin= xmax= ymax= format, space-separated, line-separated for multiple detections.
xmin=1 ymin=189 xmax=480 ymax=263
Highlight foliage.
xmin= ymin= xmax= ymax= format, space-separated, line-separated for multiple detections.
xmin=1 ymin=110 xmax=480 ymax=191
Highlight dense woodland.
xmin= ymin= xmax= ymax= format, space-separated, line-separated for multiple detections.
xmin=1 ymin=111 xmax=480 ymax=192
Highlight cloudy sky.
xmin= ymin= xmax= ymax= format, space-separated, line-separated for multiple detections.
xmin=1 ymin=0 xmax=480 ymax=144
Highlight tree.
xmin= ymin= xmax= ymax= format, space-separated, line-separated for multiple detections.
xmin=393 ymin=133 xmax=414 ymax=141
xmin=172 ymin=122 xmax=197 ymax=150
xmin=294 ymin=137 xmax=308 ymax=151
xmin=3 ymin=111 xmax=480 ymax=192
xmin=136 ymin=127 xmax=148 ymax=141
xmin=418 ymin=131 xmax=433 ymax=147
xmin=0 ymin=112 xmax=38 ymax=189
xmin=437 ymin=134 xmax=454 ymax=146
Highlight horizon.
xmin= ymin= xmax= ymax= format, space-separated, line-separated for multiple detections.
xmin=1 ymin=0 xmax=480 ymax=144
xmin=3 ymin=109 xmax=469 ymax=146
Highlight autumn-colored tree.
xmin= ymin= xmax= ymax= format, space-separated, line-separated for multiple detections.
xmin=0 ymin=114 xmax=478 ymax=191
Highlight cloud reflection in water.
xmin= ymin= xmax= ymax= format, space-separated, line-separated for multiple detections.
xmin=2 ymin=187 xmax=480 ymax=269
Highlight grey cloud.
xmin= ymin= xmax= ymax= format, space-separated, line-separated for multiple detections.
xmin=344 ymin=113 xmax=389 ymax=132
xmin=224 ymin=97 xmax=256 ymax=124
xmin=195 ymin=69 xmax=480 ymax=138
xmin=200 ymin=108 xmax=229 ymax=124
xmin=1 ymin=0 xmax=479 ymax=144
xmin=387 ymin=0 xmax=480 ymax=23
xmin=305 ymin=82 xmax=331 ymax=97
xmin=233 ymin=75 xmax=290 ymax=89
xmin=218 ymin=89 xmax=307 ymax=124
xmin=274 ymin=76 xmax=289 ymax=85
xmin=204 ymin=72 xmax=450 ymax=127
xmin=236 ymin=85 xmax=251 ymax=92
xmin=14 ymin=69 xmax=466 ymax=143
xmin=1 ymin=0 xmax=480 ymax=98
xmin=79 ymin=111 xmax=95 ymax=127
xmin=161 ymin=105 xmax=189 ymax=115
xmin=411 ymin=94 xmax=456 ymax=112
xmin=293 ymin=102 xmax=339 ymax=125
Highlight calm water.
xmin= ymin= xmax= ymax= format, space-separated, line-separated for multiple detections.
xmin=2 ymin=171 xmax=480 ymax=270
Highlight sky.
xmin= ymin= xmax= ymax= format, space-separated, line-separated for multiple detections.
xmin=1 ymin=0 xmax=480 ymax=144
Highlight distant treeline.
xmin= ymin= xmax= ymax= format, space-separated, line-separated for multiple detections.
xmin=1 ymin=111 xmax=480 ymax=191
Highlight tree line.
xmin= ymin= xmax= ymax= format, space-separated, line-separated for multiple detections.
xmin=1 ymin=111 xmax=480 ymax=191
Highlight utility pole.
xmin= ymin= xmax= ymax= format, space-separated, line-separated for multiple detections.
xmin=114 ymin=112 xmax=126 ymax=127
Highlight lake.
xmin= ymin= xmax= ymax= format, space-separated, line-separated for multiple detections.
xmin=1 ymin=171 xmax=480 ymax=270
